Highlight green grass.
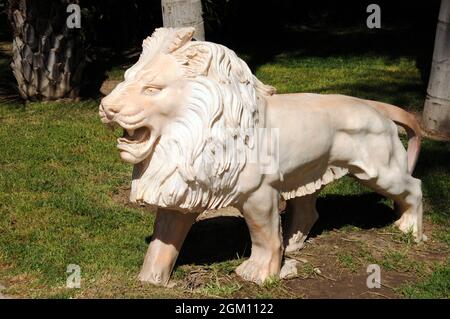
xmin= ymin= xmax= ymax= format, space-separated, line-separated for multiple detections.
xmin=0 ymin=101 xmax=156 ymax=296
xmin=400 ymin=263 xmax=450 ymax=299
xmin=337 ymin=252 xmax=359 ymax=273
xmin=263 ymin=276 xmax=282 ymax=289
xmin=255 ymin=55 xmax=424 ymax=110
xmin=0 ymin=33 xmax=449 ymax=298
xmin=296 ymin=263 xmax=316 ymax=279
xmin=106 ymin=66 xmax=130 ymax=82
xmin=337 ymin=241 xmax=377 ymax=273
xmin=201 ymin=278 xmax=242 ymax=298
xmin=380 ymin=250 xmax=424 ymax=273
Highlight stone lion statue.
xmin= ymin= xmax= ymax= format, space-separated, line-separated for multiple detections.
xmin=99 ymin=27 xmax=424 ymax=286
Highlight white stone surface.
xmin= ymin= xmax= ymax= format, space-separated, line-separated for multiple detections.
xmin=280 ymin=259 xmax=299 ymax=279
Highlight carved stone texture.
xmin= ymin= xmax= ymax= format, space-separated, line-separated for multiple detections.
xmin=99 ymin=28 xmax=425 ymax=286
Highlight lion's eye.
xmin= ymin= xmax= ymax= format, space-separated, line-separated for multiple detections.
xmin=143 ymin=86 xmax=161 ymax=96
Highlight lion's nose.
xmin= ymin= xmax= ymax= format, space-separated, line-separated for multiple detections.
xmin=100 ymin=97 xmax=122 ymax=119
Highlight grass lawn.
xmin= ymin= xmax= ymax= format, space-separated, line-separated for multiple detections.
xmin=0 ymin=30 xmax=449 ymax=298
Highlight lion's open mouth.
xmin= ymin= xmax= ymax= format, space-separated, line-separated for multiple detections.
xmin=117 ymin=127 xmax=158 ymax=164
xmin=119 ymin=127 xmax=150 ymax=145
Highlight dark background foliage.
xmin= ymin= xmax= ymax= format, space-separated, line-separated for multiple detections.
xmin=0 ymin=0 xmax=442 ymax=96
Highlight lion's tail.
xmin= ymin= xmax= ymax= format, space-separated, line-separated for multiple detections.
xmin=364 ymin=100 xmax=421 ymax=174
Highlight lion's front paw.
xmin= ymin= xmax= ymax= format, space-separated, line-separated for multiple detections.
xmin=138 ymin=268 xmax=170 ymax=287
xmin=235 ymin=257 xmax=279 ymax=285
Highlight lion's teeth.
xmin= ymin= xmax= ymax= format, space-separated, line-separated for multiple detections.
xmin=128 ymin=129 xmax=135 ymax=137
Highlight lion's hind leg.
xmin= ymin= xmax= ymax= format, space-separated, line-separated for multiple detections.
xmin=347 ymin=134 xmax=424 ymax=242
xmin=392 ymin=176 xmax=423 ymax=241
xmin=360 ymin=171 xmax=424 ymax=241
xmin=283 ymin=193 xmax=319 ymax=253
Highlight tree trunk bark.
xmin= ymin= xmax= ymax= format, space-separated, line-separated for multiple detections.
xmin=423 ymin=0 xmax=450 ymax=135
xmin=8 ymin=0 xmax=85 ymax=101
xmin=161 ymin=0 xmax=205 ymax=40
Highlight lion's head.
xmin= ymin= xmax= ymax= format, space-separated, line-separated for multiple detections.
xmin=99 ymin=27 xmax=275 ymax=212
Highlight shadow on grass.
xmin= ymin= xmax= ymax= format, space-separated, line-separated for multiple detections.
xmin=415 ymin=140 xmax=450 ymax=179
xmin=175 ymin=193 xmax=395 ymax=266
xmin=0 ymin=50 xmax=20 ymax=103
xmin=178 ymin=215 xmax=251 ymax=265
xmin=414 ymin=139 xmax=450 ymax=223
xmin=312 ymin=193 xmax=395 ymax=235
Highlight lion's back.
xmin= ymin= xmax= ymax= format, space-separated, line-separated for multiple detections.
xmin=271 ymin=93 xmax=392 ymax=135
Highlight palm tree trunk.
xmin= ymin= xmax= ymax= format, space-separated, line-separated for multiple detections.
xmin=161 ymin=0 xmax=205 ymax=40
xmin=8 ymin=0 xmax=85 ymax=100
xmin=423 ymin=0 xmax=450 ymax=135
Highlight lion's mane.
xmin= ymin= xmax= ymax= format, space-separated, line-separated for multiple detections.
xmin=129 ymin=28 xmax=275 ymax=211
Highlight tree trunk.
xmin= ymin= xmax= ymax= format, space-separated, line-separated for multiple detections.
xmin=8 ymin=0 xmax=85 ymax=101
xmin=161 ymin=0 xmax=205 ymax=40
xmin=423 ymin=0 xmax=450 ymax=135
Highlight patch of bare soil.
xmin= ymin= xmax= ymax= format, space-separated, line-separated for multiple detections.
xmin=282 ymin=225 xmax=443 ymax=299
xmin=113 ymin=187 xmax=448 ymax=298
xmin=0 ymin=283 xmax=12 ymax=299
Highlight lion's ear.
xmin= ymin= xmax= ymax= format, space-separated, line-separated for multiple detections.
xmin=168 ymin=27 xmax=196 ymax=52
xmin=174 ymin=44 xmax=212 ymax=76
